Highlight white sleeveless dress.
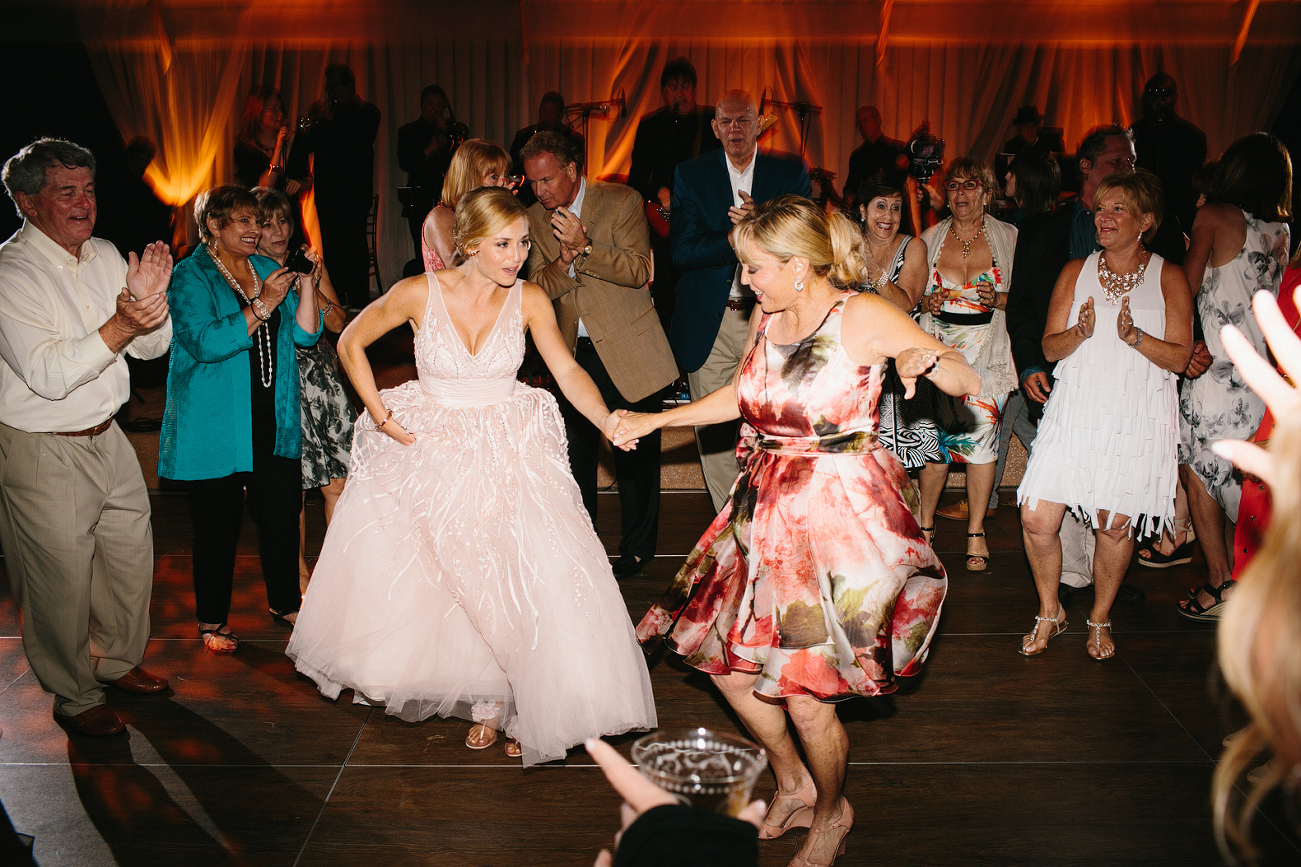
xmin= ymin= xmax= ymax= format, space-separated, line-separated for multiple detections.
xmin=1017 ymin=253 xmax=1178 ymax=536
xmin=286 ymin=274 xmax=657 ymax=766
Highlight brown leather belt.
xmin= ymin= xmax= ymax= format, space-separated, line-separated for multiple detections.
xmin=52 ymin=418 xmax=114 ymax=437
xmin=725 ymin=298 xmax=755 ymax=312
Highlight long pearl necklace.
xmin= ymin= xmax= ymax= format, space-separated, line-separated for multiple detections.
xmin=950 ymin=221 xmax=986 ymax=258
xmin=208 ymin=244 xmax=274 ymax=388
xmin=1097 ymin=250 xmax=1149 ymax=305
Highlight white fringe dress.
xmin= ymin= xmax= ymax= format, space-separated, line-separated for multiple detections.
xmin=1017 ymin=253 xmax=1178 ymax=536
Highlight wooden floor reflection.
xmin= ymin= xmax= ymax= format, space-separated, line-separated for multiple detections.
xmin=2 ymin=490 xmax=1299 ymax=866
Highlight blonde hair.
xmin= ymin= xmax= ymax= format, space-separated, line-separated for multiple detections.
xmin=731 ymin=195 xmax=866 ymax=291
xmin=452 ymin=186 xmax=527 ymax=265
xmin=1214 ymin=403 xmax=1301 ymax=862
xmin=1094 ymin=169 xmax=1164 ymax=245
xmin=439 ymin=139 xmax=512 ymax=209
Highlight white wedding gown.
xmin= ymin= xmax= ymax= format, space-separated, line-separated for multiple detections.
xmin=286 ymin=274 xmax=657 ymax=766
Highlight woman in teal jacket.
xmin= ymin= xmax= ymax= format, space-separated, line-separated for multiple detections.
xmin=160 ymin=185 xmax=321 ymax=653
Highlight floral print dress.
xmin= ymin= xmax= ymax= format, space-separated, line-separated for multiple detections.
xmin=1179 ymin=210 xmax=1289 ymax=517
xmin=636 ymin=293 xmax=948 ymax=700
xmin=926 ymin=267 xmax=1008 ymax=463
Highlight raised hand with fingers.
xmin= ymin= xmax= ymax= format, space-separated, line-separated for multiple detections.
xmin=1075 ymin=296 xmax=1095 ymax=339
xmin=1211 ymin=289 xmax=1301 ymax=489
xmin=1117 ymin=295 xmax=1139 ymax=345
xmin=126 ymin=241 xmax=173 ymax=300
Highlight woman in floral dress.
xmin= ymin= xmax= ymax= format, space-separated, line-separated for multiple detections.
xmin=613 ymin=196 xmax=979 ymax=867
xmin=917 ymin=159 xmax=1018 ymax=571
xmin=1178 ymin=133 xmax=1292 ymax=620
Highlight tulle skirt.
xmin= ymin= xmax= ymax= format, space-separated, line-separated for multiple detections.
xmin=286 ymin=379 xmax=657 ymax=766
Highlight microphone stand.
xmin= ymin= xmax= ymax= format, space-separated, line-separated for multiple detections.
xmin=761 ymin=95 xmax=823 ymax=157
xmin=564 ymin=89 xmax=626 ymax=169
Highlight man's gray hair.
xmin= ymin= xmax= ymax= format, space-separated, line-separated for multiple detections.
xmin=2 ymin=138 xmax=97 ymax=216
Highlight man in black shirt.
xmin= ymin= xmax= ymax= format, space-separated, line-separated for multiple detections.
xmin=509 ymin=92 xmax=584 ymax=207
xmin=842 ymin=106 xmax=904 ymax=212
xmin=1130 ymin=73 xmax=1207 ymax=236
xmin=627 ymin=57 xmax=720 ymax=330
xmin=1003 ymin=105 xmax=1046 ymax=158
xmin=287 ymin=64 xmax=380 ymax=309
xmin=396 ymin=85 xmax=468 ymax=260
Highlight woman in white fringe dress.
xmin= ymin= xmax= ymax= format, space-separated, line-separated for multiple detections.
xmin=285 ymin=187 xmax=656 ymax=765
xmin=1017 ymin=171 xmax=1192 ymax=661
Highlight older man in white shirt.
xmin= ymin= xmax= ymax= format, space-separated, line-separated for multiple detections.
xmin=0 ymin=138 xmax=173 ymax=737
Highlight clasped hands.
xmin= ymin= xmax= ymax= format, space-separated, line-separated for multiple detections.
xmin=606 ymin=410 xmax=653 ymax=450
xmin=115 ymin=241 xmax=173 ymax=334
xmin=552 ymin=207 xmax=590 ymax=266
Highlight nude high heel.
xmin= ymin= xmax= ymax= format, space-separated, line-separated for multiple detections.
xmin=788 ymin=798 xmax=854 ymax=867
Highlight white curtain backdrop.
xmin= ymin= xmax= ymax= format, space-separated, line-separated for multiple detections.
xmin=83 ymin=33 xmax=1299 ymax=290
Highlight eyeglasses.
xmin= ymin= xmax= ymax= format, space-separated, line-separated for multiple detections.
xmin=945 ymin=180 xmax=983 ymax=192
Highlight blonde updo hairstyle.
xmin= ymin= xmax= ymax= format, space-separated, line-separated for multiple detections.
xmin=1213 ymin=402 xmax=1301 ymax=861
xmin=731 ymin=195 xmax=867 ymax=291
xmin=1093 ymin=168 xmax=1163 ymax=245
xmin=439 ymin=139 xmax=512 ymax=209
xmin=452 ymin=186 xmax=528 ymax=266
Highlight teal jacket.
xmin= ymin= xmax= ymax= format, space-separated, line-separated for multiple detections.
xmin=159 ymin=251 xmax=321 ymax=481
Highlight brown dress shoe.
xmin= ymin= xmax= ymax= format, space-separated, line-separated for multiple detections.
xmin=105 ymin=666 xmax=170 ymax=694
xmin=935 ymin=500 xmax=997 ymax=521
xmin=55 ymin=705 xmax=126 ymax=737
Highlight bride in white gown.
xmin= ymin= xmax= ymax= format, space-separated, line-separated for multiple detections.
xmin=285 ymin=187 xmax=657 ymax=765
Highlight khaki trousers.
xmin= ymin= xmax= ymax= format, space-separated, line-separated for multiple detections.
xmin=687 ymin=307 xmax=751 ymax=513
xmin=0 ymin=421 xmax=154 ymax=715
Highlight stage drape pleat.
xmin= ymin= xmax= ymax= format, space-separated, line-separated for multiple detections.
xmin=84 ymin=37 xmax=1298 ymax=290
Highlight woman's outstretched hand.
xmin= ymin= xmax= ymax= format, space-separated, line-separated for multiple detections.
xmin=586 ymin=738 xmax=765 ymax=867
xmin=895 ymin=347 xmax=941 ymax=399
xmin=1211 ymin=289 xmax=1301 ymax=488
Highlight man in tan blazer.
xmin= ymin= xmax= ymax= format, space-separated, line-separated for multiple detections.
xmin=522 ymin=131 xmax=678 ymax=579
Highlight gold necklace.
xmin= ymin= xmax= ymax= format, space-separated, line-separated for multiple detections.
xmin=950 ymin=221 xmax=986 ymax=258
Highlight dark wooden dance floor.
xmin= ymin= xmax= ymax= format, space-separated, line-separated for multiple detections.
xmin=3 ymin=490 xmax=1301 ymax=866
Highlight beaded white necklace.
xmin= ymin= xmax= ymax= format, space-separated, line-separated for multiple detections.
xmin=1097 ymin=250 xmax=1148 ymax=305
xmin=208 ymin=244 xmax=274 ymax=388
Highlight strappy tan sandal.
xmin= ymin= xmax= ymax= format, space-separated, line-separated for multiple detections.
xmin=1018 ymin=608 xmax=1068 ymax=656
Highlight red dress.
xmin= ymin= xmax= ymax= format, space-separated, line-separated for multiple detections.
xmin=636 ymin=293 xmax=947 ymax=700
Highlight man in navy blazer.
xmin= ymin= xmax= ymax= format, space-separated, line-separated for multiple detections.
xmin=669 ymin=89 xmax=811 ymax=511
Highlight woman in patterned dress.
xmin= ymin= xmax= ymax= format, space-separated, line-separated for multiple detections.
xmin=421 ymin=139 xmax=517 ymax=272
xmin=613 ymin=197 xmax=979 ymax=867
xmin=254 ymin=189 xmax=355 ymax=592
xmin=917 ymin=159 xmax=1019 ymax=571
xmin=1177 ymin=133 xmax=1292 ymax=620
xmin=856 ymin=172 xmax=938 ymax=471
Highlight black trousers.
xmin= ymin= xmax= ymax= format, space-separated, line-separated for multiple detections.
xmin=316 ymin=197 xmax=372 ymax=309
xmin=558 ymin=338 xmax=662 ymax=560
xmin=189 ymin=435 xmax=303 ymax=624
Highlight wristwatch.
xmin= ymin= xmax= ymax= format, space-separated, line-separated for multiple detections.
xmin=574 ymin=241 xmax=593 ymax=270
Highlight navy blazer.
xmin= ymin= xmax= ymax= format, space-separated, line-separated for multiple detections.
xmin=668 ymin=149 xmax=811 ymax=372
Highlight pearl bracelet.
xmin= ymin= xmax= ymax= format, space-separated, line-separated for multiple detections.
xmin=375 ymin=408 xmax=393 ymax=429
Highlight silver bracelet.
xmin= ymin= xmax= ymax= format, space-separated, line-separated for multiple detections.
xmin=1128 ymin=327 xmax=1144 ymax=348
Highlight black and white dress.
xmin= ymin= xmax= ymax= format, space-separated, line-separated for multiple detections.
xmin=865 ymin=236 xmax=943 ymax=468
xmin=298 ymin=337 xmax=355 ymax=488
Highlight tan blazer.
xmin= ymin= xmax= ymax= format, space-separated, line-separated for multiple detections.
xmin=526 ymin=180 xmax=679 ymax=402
